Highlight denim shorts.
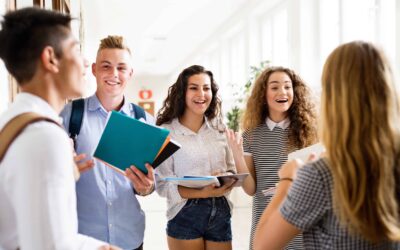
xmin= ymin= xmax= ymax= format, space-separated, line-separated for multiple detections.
xmin=167 ymin=197 xmax=232 ymax=242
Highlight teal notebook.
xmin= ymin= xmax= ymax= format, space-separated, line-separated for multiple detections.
xmin=93 ymin=111 xmax=170 ymax=174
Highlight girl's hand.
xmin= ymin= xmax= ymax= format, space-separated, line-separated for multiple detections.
xmin=278 ymin=159 xmax=304 ymax=180
xmin=225 ymin=128 xmax=244 ymax=158
xmin=279 ymin=153 xmax=319 ymax=181
xmin=201 ymin=179 xmax=236 ymax=197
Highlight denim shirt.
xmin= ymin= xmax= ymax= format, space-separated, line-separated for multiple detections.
xmin=60 ymin=94 xmax=154 ymax=249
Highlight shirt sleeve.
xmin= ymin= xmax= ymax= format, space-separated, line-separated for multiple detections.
xmin=15 ymin=124 xmax=106 ymax=249
xmin=279 ymin=161 xmax=330 ymax=231
xmin=59 ymin=102 xmax=73 ymax=131
xmin=224 ymin=135 xmax=237 ymax=174
xmin=155 ymin=155 xmax=185 ymax=204
xmin=145 ymin=112 xmax=155 ymax=125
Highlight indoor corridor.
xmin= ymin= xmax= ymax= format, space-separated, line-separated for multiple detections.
xmin=138 ymin=188 xmax=252 ymax=250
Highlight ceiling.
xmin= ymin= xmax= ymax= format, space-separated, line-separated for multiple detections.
xmin=81 ymin=0 xmax=248 ymax=77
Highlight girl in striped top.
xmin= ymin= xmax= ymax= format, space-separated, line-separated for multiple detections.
xmin=226 ymin=66 xmax=318 ymax=249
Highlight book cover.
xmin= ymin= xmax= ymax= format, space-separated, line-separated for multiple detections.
xmin=152 ymin=139 xmax=181 ymax=168
xmin=288 ymin=142 xmax=324 ymax=162
xmin=93 ymin=111 xmax=170 ymax=174
xmin=216 ymin=173 xmax=249 ymax=187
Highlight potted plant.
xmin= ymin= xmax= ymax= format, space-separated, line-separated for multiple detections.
xmin=226 ymin=60 xmax=270 ymax=131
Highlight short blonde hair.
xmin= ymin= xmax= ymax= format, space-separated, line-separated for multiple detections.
xmin=97 ymin=35 xmax=131 ymax=55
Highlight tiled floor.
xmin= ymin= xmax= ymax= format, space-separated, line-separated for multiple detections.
xmin=138 ymin=188 xmax=253 ymax=250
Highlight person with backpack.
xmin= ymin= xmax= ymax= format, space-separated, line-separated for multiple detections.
xmin=0 ymin=7 xmax=116 ymax=249
xmin=60 ymin=35 xmax=155 ymax=250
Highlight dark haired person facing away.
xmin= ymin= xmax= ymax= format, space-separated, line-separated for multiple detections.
xmin=0 ymin=7 xmax=119 ymax=250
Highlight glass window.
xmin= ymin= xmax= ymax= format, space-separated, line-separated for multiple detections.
xmin=261 ymin=19 xmax=272 ymax=62
xmin=320 ymin=0 xmax=396 ymax=65
xmin=230 ymin=32 xmax=246 ymax=91
xmin=272 ymin=9 xmax=289 ymax=66
xmin=261 ymin=7 xmax=289 ymax=66
xmin=342 ymin=0 xmax=377 ymax=43
xmin=376 ymin=0 xmax=396 ymax=64
xmin=319 ymin=0 xmax=340 ymax=62
xmin=208 ymin=49 xmax=220 ymax=81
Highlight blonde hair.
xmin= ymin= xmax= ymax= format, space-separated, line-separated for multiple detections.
xmin=241 ymin=66 xmax=317 ymax=148
xmin=321 ymin=41 xmax=400 ymax=242
xmin=98 ymin=35 xmax=131 ymax=54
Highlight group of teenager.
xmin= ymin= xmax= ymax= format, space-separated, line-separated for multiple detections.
xmin=1 ymin=6 xmax=400 ymax=250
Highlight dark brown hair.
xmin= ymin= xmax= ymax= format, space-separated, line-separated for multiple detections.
xmin=156 ymin=65 xmax=221 ymax=126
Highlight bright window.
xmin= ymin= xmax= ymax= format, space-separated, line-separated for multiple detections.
xmin=272 ymin=9 xmax=288 ymax=66
xmin=320 ymin=0 xmax=396 ymax=62
xmin=261 ymin=7 xmax=289 ymax=66
xmin=319 ymin=0 xmax=340 ymax=62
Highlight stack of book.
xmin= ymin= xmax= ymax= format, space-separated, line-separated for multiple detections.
xmin=159 ymin=173 xmax=250 ymax=188
xmin=93 ymin=111 xmax=180 ymax=175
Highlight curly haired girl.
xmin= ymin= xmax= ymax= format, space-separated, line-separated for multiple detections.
xmin=226 ymin=66 xmax=318 ymax=249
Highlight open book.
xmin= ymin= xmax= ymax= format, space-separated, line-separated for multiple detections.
xmin=93 ymin=111 xmax=180 ymax=175
xmin=260 ymin=143 xmax=325 ymax=197
xmin=159 ymin=173 xmax=249 ymax=188
xmin=288 ymin=142 xmax=324 ymax=162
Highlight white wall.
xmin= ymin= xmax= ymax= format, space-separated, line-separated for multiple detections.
xmin=126 ymin=74 xmax=174 ymax=116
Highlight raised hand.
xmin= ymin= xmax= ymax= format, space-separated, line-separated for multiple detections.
xmin=225 ymin=128 xmax=244 ymax=158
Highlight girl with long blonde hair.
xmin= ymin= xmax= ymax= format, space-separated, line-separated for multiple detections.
xmin=254 ymin=41 xmax=400 ymax=249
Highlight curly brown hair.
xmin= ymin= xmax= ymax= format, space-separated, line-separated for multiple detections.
xmin=156 ymin=65 xmax=222 ymax=126
xmin=241 ymin=66 xmax=317 ymax=148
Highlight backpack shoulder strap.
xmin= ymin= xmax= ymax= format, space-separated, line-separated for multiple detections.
xmin=131 ymin=103 xmax=146 ymax=121
xmin=68 ymin=98 xmax=85 ymax=140
xmin=0 ymin=112 xmax=60 ymax=163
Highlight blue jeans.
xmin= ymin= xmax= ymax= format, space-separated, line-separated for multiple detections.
xmin=167 ymin=197 xmax=232 ymax=242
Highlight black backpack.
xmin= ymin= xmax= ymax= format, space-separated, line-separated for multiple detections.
xmin=68 ymin=98 xmax=146 ymax=147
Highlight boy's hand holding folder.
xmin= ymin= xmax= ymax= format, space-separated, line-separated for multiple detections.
xmin=93 ymin=111 xmax=181 ymax=175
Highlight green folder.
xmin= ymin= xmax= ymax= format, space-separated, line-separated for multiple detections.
xmin=93 ymin=111 xmax=170 ymax=174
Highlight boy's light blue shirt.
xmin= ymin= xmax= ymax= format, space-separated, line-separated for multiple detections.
xmin=60 ymin=94 xmax=154 ymax=250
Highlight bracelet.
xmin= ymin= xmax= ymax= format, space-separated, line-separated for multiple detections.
xmin=279 ymin=177 xmax=293 ymax=182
